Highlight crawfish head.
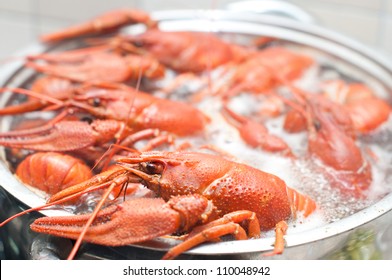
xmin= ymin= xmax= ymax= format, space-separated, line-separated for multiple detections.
xmin=116 ymin=151 xmax=223 ymax=201
xmin=117 ymin=151 xmax=294 ymax=230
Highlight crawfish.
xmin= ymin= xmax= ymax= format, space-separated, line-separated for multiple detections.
xmin=283 ymin=93 xmax=356 ymax=138
xmin=284 ymin=84 xmax=372 ymax=197
xmin=215 ymin=46 xmax=314 ymax=99
xmin=16 ymin=152 xmax=93 ymax=196
xmin=41 ymin=15 xmax=251 ymax=73
xmin=40 ymin=9 xmax=157 ymax=43
xmin=0 ymin=83 xmax=210 ymax=137
xmin=0 ymin=76 xmax=75 ymax=116
xmin=120 ymin=29 xmax=252 ymax=73
xmin=67 ymin=84 xmax=210 ymax=136
xmin=321 ymin=80 xmax=391 ymax=133
xmin=221 ymin=104 xmax=293 ymax=157
xmin=191 ymin=46 xmax=313 ymax=102
xmin=284 ymin=80 xmax=391 ymax=136
xmin=5 ymin=151 xmax=316 ymax=259
xmin=0 ymin=118 xmax=175 ymax=166
xmin=0 ymin=119 xmax=129 ymax=152
xmin=26 ymin=46 xmax=165 ymax=83
xmin=309 ymin=109 xmax=372 ymax=197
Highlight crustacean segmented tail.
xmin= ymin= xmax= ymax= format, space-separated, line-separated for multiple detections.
xmin=286 ymin=187 xmax=317 ymax=218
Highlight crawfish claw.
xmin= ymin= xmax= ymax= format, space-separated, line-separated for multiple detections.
xmin=0 ymin=121 xmax=96 ymax=152
xmin=30 ymin=198 xmax=182 ymax=246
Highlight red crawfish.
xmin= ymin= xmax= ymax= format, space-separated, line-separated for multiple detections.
xmin=283 ymin=83 xmax=372 ymax=197
xmin=0 ymin=76 xmax=75 ymax=116
xmin=70 ymin=85 xmax=210 ymax=136
xmin=283 ymin=93 xmax=356 ymax=138
xmin=120 ymin=29 xmax=252 ymax=73
xmin=39 ymin=9 xmax=251 ymax=74
xmin=216 ymin=46 xmax=314 ymax=99
xmin=321 ymin=80 xmax=391 ymax=133
xmin=16 ymin=152 xmax=93 ymax=196
xmin=0 ymin=118 xmax=175 ymax=166
xmin=26 ymin=46 xmax=165 ymax=83
xmin=4 ymin=151 xmax=317 ymax=259
xmin=221 ymin=104 xmax=294 ymax=157
xmin=284 ymin=80 xmax=391 ymax=136
xmin=40 ymin=9 xmax=157 ymax=43
xmin=0 ymin=84 xmax=210 ymax=137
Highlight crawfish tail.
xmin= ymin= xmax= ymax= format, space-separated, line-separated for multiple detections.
xmin=286 ymin=187 xmax=317 ymax=218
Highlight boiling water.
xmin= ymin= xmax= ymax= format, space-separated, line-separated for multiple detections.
xmin=154 ymin=57 xmax=392 ymax=234
xmin=191 ymin=98 xmax=390 ymax=233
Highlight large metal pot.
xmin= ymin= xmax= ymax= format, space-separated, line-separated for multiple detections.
xmin=0 ymin=4 xmax=391 ymax=260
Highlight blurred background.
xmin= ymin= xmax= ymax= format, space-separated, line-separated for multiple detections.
xmin=0 ymin=0 xmax=391 ymax=59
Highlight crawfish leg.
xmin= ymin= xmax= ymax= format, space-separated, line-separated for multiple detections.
xmin=163 ymin=222 xmax=247 ymax=260
xmin=117 ymin=128 xmax=175 ymax=152
xmin=139 ymin=134 xmax=175 ymax=152
xmin=263 ymin=221 xmax=288 ymax=257
xmin=187 ymin=210 xmax=260 ymax=239
xmin=162 ymin=210 xmax=260 ymax=260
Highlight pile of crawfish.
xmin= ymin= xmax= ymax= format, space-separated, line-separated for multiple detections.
xmin=0 ymin=9 xmax=391 ymax=260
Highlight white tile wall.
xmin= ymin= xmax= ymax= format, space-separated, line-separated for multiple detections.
xmin=383 ymin=17 xmax=392 ymax=53
xmin=0 ymin=0 xmax=390 ymax=59
xmin=0 ymin=11 xmax=37 ymax=57
xmin=0 ymin=0 xmax=33 ymax=14
xmin=290 ymin=0 xmax=383 ymax=11
xmin=37 ymin=0 xmax=138 ymax=21
xmin=290 ymin=2 xmax=381 ymax=46
xmin=135 ymin=0 xmax=240 ymax=11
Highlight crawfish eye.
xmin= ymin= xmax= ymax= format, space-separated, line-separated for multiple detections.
xmin=144 ymin=161 xmax=164 ymax=175
xmin=314 ymin=120 xmax=321 ymax=131
xmin=92 ymin=98 xmax=101 ymax=107
xmin=133 ymin=41 xmax=144 ymax=48
xmin=81 ymin=117 xmax=93 ymax=124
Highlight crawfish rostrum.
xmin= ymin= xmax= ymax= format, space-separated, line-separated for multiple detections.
xmin=0 ymin=8 xmax=391 ymax=260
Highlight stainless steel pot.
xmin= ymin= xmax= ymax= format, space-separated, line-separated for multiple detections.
xmin=0 ymin=4 xmax=391 ymax=260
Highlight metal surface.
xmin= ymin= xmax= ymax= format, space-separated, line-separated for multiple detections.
xmin=0 ymin=8 xmax=392 ymax=260
xmin=226 ymin=0 xmax=315 ymax=23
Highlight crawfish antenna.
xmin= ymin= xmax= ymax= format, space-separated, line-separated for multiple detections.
xmin=0 ymin=87 xmax=64 ymax=107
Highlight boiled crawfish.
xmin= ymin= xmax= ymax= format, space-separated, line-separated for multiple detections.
xmin=40 ymin=9 xmax=157 ymax=43
xmin=283 ymin=83 xmax=372 ymax=197
xmin=121 ymin=29 xmax=252 ymax=73
xmin=0 ymin=118 xmax=175 ymax=166
xmin=6 ymin=151 xmax=317 ymax=259
xmin=215 ymin=46 xmax=314 ymax=99
xmin=16 ymin=152 xmax=93 ymax=196
xmin=191 ymin=46 xmax=313 ymax=103
xmin=0 ymin=83 xmax=210 ymax=138
xmin=26 ymin=46 xmax=165 ymax=83
xmin=321 ymin=80 xmax=391 ymax=133
xmin=70 ymin=85 xmax=210 ymax=136
xmin=283 ymin=80 xmax=391 ymax=136
xmin=0 ymin=76 xmax=75 ymax=116
xmin=221 ymin=104 xmax=293 ymax=157
xmin=39 ymin=9 xmax=251 ymax=74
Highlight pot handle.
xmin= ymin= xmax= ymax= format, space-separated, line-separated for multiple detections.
xmin=226 ymin=0 xmax=315 ymax=24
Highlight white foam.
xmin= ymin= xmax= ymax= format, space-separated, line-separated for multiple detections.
xmin=158 ymin=46 xmax=392 ymax=232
